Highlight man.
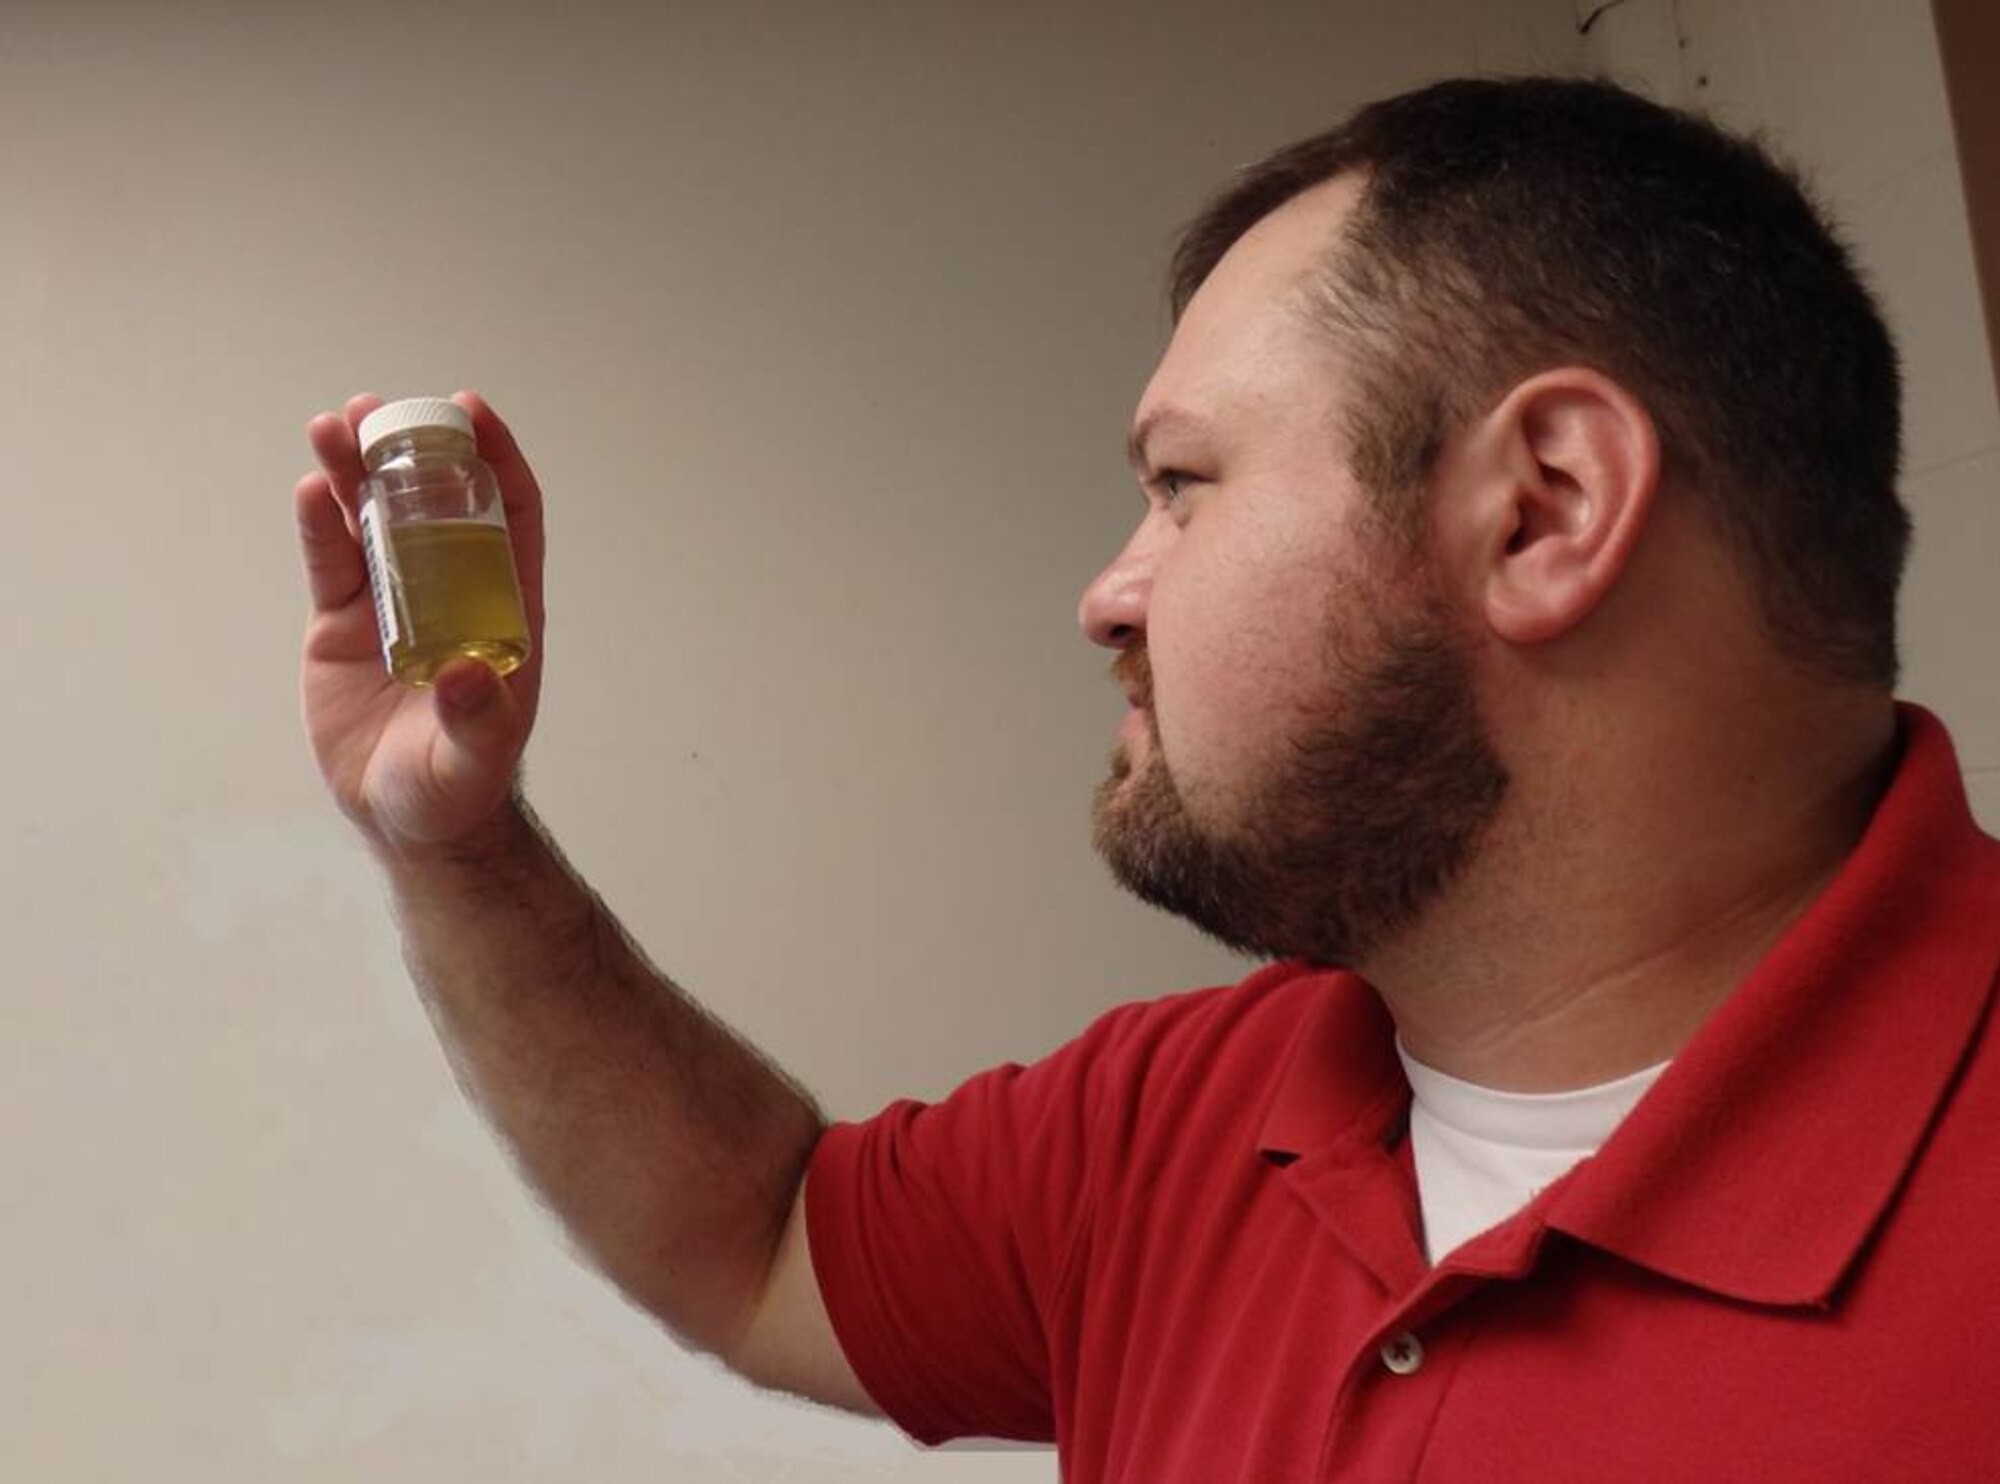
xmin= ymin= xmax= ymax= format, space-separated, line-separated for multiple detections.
xmin=294 ymin=77 xmax=2000 ymax=1479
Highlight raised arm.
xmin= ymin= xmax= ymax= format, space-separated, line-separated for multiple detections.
xmin=292 ymin=393 xmax=874 ymax=1408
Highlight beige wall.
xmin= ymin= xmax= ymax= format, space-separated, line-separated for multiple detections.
xmin=1 ymin=1 xmax=1986 ymax=1479
xmin=1931 ymin=0 xmax=2000 ymax=394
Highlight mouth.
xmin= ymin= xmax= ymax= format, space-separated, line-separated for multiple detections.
xmin=1111 ymin=650 xmax=1154 ymax=746
xmin=1111 ymin=649 xmax=1151 ymax=712
xmin=1119 ymin=704 xmax=1151 ymax=746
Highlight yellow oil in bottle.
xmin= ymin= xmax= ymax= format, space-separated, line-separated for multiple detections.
xmin=375 ymin=519 xmax=531 ymax=686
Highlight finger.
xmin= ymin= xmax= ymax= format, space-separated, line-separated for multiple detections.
xmin=451 ymin=390 xmax=542 ymax=527
xmin=452 ymin=390 xmax=547 ymax=633
xmin=430 ymin=659 xmax=527 ymax=803
xmin=343 ymin=392 xmax=386 ymax=439
xmin=294 ymin=469 xmax=369 ymax=614
xmin=306 ymin=394 xmax=381 ymax=528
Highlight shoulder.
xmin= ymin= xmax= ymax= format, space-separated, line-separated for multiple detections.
xmin=1049 ymin=959 xmax=1352 ymax=1155
xmin=1075 ymin=958 xmax=1335 ymax=1078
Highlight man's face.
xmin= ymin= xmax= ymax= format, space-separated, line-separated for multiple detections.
xmin=1080 ymin=176 xmax=1508 ymax=967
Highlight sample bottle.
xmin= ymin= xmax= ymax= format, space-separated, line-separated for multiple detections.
xmin=356 ymin=397 xmax=532 ymax=686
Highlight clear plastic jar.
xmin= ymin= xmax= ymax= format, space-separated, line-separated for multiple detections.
xmin=356 ymin=397 xmax=532 ymax=686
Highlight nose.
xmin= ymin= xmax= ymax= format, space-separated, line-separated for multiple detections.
xmin=1078 ymin=531 xmax=1155 ymax=649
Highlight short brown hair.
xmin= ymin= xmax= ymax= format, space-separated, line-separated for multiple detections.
xmin=1173 ymin=77 xmax=1909 ymax=688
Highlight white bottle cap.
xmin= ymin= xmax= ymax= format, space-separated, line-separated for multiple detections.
xmin=358 ymin=397 xmax=474 ymax=460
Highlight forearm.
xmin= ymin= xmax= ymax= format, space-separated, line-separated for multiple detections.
xmin=372 ymin=796 xmax=824 ymax=1356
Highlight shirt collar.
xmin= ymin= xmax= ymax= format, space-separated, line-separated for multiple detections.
xmin=1255 ymin=704 xmax=2000 ymax=1308
xmin=1256 ymin=965 xmax=1401 ymax=1166
xmin=1547 ymin=704 xmax=2000 ymax=1305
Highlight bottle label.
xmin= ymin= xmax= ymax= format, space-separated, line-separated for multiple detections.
xmin=359 ymin=503 xmax=402 ymax=659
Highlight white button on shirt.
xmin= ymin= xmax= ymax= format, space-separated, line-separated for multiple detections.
xmin=1379 ymin=1331 xmax=1425 ymax=1376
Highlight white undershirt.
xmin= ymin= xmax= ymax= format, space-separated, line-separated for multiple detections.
xmin=1396 ymin=1043 xmax=1670 ymax=1263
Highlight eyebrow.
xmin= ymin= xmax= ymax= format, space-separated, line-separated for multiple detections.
xmin=1125 ymin=406 xmax=1208 ymax=475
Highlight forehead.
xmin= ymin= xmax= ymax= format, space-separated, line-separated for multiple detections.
xmin=1136 ymin=175 xmax=1365 ymax=434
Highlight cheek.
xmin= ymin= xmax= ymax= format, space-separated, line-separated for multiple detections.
xmin=1148 ymin=554 xmax=1311 ymax=790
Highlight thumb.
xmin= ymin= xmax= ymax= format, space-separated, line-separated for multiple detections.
xmin=432 ymin=659 xmax=524 ymax=772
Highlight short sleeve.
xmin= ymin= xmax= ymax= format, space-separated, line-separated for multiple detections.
xmin=804 ymin=1002 xmax=1148 ymax=1445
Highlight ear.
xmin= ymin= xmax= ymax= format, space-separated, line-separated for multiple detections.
xmin=1451 ymin=369 xmax=1662 ymax=647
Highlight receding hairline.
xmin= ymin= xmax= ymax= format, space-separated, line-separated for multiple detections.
xmin=1172 ymin=167 xmax=1376 ymax=328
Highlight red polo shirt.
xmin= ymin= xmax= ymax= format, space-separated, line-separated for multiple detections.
xmin=806 ymin=706 xmax=2000 ymax=1480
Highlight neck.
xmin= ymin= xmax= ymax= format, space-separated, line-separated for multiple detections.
xmin=1362 ymin=694 xmax=1899 ymax=1093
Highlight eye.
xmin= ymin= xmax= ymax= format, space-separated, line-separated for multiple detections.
xmin=1157 ymin=469 xmax=1199 ymax=507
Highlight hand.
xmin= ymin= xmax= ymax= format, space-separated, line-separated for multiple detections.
xmin=294 ymin=391 xmax=548 ymax=850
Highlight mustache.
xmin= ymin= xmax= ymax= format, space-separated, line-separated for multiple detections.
xmin=1111 ymin=647 xmax=1153 ymax=709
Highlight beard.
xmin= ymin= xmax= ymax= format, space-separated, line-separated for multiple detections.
xmin=1090 ymin=576 xmax=1508 ymax=968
